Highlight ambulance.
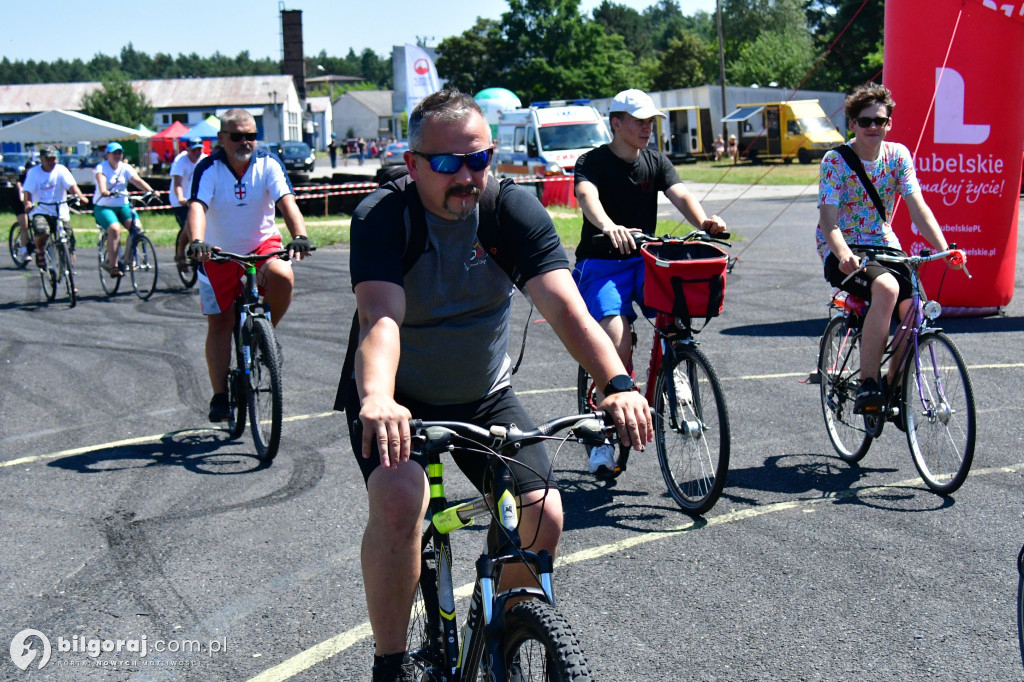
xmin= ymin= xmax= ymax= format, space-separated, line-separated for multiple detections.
xmin=493 ymin=100 xmax=611 ymax=184
xmin=721 ymin=100 xmax=844 ymax=164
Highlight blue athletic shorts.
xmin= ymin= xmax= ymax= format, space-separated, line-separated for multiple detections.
xmin=573 ymin=257 xmax=648 ymax=322
xmin=94 ymin=204 xmax=138 ymax=229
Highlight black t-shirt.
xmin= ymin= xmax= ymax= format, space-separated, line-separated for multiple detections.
xmin=573 ymin=145 xmax=681 ymax=261
xmin=349 ymin=178 xmax=568 ymax=404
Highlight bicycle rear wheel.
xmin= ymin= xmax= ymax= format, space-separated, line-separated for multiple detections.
xmin=40 ymin=241 xmax=58 ymax=301
xmin=9 ymin=223 xmax=30 ymax=269
xmin=97 ymin=233 xmax=121 ymax=296
xmin=247 ymin=317 xmax=283 ymax=461
xmin=818 ymin=315 xmax=873 ymax=462
xmin=653 ymin=343 xmax=729 ymax=515
xmin=902 ymin=331 xmax=976 ymax=494
xmin=487 ymin=600 xmax=593 ymax=681
xmin=128 ymin=234 xmax=158 ymax=300
xmin=577 ymin=365 xmax=597 ymax=413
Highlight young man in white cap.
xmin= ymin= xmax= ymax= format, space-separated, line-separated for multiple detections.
xmin=573 ymin=88 xmax=726 ymax=476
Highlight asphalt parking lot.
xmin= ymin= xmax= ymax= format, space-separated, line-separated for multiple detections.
xmin=2 ymin=190 xmax=1023 ymax=681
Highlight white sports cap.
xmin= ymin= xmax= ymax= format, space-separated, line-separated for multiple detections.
xmin=608 ymin=89 xmax=667 ymax=120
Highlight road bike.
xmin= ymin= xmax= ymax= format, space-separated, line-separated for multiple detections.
xmin=215 ymin=250 xmax=290 ymax=463
xmin=815 ymin=246 xmax=976 ymax=494
xmin=577 ymin=230 xmax=731 ymax=515
xmin=406 ymin=412 xmax=610 ymax=681
xmin=33 ymin=199 xmax=79 ymax=308
xmin=96 ymin=190 xmax=161 ymax=300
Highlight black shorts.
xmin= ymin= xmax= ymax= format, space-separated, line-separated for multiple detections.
xmin=344 ymin=386 xmax=555 ymax=494
xmin=173 ymin=205 xmax=189 ymax=229
xmin=823 ymin=247 xmax=912 ymax=308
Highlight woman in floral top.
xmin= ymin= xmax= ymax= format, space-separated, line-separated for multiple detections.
xmin=816 ymin=83 xmax=955 ymax=415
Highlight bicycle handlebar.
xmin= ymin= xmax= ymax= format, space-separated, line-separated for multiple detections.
xmin=209 ymin=245 xmax=317 ymax=264
xmin=592 ymin=229 xmax=732 ymax=247
xmin=411 ymin=411 xmax=613 ymax=454
xmin=842 ymin=245 xmax=972 ymax=284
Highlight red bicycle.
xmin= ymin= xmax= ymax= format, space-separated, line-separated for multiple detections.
xmin=577 ymin=230 xmax=732 ymax=515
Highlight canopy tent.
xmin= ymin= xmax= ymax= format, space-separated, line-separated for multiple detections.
xmin=0 ymin=109 xmax=151 ymax=144
xmin=136 ymin=122 xmax=157 ymax=136
xmin=184 ymin=116 xmax=220 ymax=141
xmin=150 ymin=120 xmax=191 ymax=159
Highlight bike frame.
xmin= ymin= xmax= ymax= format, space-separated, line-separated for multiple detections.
xmin=416 ymin=424 xmax=570 ymax=681
xmin=232 ymin=261 xmax=271 ymax=380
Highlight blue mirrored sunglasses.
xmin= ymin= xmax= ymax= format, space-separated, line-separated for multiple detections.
xmin=413 ymin=148 xmax=494 ymax=174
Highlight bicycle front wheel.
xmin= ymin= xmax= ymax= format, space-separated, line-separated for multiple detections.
xmin=9 ymin=223 xmax=30 ymax=269
xmin=59 ymin=242 xmax=76 ymax=308
xmin=407 ymin=538 xmax=447 ymax=681
xmin=653 ymin=343 xmax=729 ymax=514
xmin=488 ymin=600 xmax=593 ymax=681
xmin=902 ymin=331 xmax=976 ymax=494
xmin=40 ymin=240 xmax=58 ymax=301
xmin=247 ymin=317 xmax=283 ymax=461
xmin=818 ymin=315 xmax=873 ymax=462
xmin=177 ymin=257 xmax=198 ymax=288
xmin=129 ymin=234 xmax=158 ymax=300
xmin=97 ymin=233 xmax=121 ymax=296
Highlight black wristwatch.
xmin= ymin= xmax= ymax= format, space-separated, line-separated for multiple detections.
xmin=603 ymin=374 xmax=638 ymax=396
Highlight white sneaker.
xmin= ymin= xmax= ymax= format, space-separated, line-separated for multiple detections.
xmin=674 ymin=372 xmax=693 ymax=405
xmin=18 ymin=246 xmax=28 ymax=259
xmin=588 ymin=443 xmax=616 ymax=476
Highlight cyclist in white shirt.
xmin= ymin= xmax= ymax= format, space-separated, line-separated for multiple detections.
xmin=93 ymin=142 xmax=157 ymax=277
xmin=22 ymin=146 xmax=88 ymax=270
xmin=170 ymin=138 xmax=207 ymax=271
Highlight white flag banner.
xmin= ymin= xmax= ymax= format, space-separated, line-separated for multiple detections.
xmin=404 ymin=44 xmax=440 ymax=113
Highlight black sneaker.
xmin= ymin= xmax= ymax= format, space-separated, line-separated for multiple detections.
xmin=854 ymin=378 xmax=884 ymax=415
xmin=371 ymin=653 xmax=415 ymax=682
xmin=208 ymin=393 xmax=232 ymax=422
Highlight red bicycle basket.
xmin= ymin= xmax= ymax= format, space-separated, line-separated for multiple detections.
xmin=641 ymin=241 xmax=728 ymax=323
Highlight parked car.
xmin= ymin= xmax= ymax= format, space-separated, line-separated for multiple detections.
xmin=277 ymin=142 xmax=316 ymax=173
xmin=380 ymin=141 xmax=409 ymax=168
xmin=0 ymin=152 xmax=33 ymax=185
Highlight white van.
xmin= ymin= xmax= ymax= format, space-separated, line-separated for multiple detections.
xmin=493 ymin=100 xmax=610 ymax=185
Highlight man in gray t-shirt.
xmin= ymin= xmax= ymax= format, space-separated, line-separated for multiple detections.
xmin=344 ymin=88 xmax=652 ymax=682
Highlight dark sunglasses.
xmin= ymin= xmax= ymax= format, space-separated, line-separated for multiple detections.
xmin=227 ymin=132 xmax=258 ymax=142
xmin=854 ymin=116 xmax=890 ymax=128
xmin=413 ymin=148 xmax=494 ymax=174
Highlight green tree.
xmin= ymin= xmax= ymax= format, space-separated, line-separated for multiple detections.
xmin=727 ymin=29 xmax=815 ymax=89
xmin=79 ymin=73 xmax=154 ymax=128
xmin=804 ymin=0 xmax=885 ymax=92
xmin=436 ymin=18 xmax=505 ymax=95
xmin=651 ymin=29 xmax=713 ymax=90
xmin=592 ymin=1 xmax=653 ymax=61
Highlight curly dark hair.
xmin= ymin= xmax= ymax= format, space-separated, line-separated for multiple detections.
xmin=844 ymin=83 xmax=896 ymax=121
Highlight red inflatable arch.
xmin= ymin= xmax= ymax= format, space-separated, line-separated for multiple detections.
xmin=884 ymin=0 xmax=1024 ymax=313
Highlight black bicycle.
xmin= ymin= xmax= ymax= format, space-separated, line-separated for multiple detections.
xmin=97 ymin=190 xmax=161 ymax=300
xmin=33 ymin=199 xmax=79 ymax=308
xmin=214 ymin=250 xmax=288 ymax=462
xmin=174 ymin=223 xmax=198 ymax=289
xmin=406 ymin=412 xmax=610 ymax=681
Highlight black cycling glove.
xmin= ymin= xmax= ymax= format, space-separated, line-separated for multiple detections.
xmin=288 ymin=235 xmax=313 ymax=257
xmin=188 ymin=240 xmax=212 ymax=258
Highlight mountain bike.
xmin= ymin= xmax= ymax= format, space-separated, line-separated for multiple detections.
xmin=815 ymin=246 xmax=976 ymax=494
xmin=33 ymin=199 xmax=79 ymax=308
xmin=577 ymin=230 xmax=731 ymax=515
xmin=405 ymin=412 xmax=610 ymax=681
xmin=214 ymin=249 xmax=290 ymax=462
xmin=97 ymin=190 xmax=160 ymax=300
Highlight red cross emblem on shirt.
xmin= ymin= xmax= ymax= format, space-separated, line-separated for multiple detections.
xmin=234 ymin=182 xmax=247 ymax=200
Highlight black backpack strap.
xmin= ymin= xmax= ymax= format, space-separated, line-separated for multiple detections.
xmin=835 ymin=144 xmax=887 ymax=224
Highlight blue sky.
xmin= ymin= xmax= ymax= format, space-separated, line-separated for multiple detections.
xmin=3 ymin=0 xmax=717 ymax=64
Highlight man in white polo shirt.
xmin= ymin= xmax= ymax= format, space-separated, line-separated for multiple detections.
xmin=187 ymin=108 xmax=313 ymax=422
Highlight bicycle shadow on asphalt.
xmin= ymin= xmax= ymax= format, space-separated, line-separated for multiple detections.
xmin=555 ymin=467 xmax=708 ymax=534
xmin=721 ymin=453 xmax=956 ymax=513
xmin=719 ymin=317 xmax=827 ymax=338
xmin=719 ymin=314 xmax=1024 ymax=339
xmin=47 ymin=428 xmax=273 ymax=476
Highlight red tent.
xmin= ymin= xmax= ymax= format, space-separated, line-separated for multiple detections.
xmin=150 ymin=121 xmax=192 ymax=160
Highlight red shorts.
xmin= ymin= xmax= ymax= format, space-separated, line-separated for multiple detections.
xmin=197 ymin=236 xmax=283 ymax=315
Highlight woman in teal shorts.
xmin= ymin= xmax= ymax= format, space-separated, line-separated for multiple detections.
xmin=93 ymin=142 xmax=157 ymax=276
